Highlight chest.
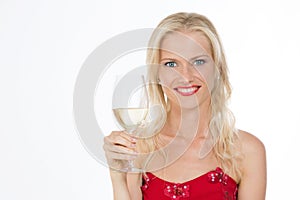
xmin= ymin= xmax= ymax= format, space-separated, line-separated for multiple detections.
xmin=153 ymin=144 xmax=219 ymax=183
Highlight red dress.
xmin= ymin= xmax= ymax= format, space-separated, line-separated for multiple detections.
xmin=141 ymin=167 xmax=238 ymax=200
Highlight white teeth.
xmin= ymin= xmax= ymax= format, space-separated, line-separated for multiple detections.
xmin=177 ymin=87 xmax=198 ymax=93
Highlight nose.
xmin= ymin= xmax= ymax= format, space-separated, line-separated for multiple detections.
xmin=180 ymin=63 xmax=195 ymax=83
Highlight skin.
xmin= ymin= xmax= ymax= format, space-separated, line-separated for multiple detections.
xmin=103 ymin=30 xmax=266 ymax=200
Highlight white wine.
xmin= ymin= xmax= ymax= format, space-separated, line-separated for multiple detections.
xmin=113 ymin=108 xmax=148 ymax=132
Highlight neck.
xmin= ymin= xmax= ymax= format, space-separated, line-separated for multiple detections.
xmin=163 ymin=102 xmax=211 ymax=139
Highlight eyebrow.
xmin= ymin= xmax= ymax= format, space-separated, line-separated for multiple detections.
xmin=160 ymin=54 xmax=210 ymax=62
xmin=189 ymin=54 xmax=210 ymax=61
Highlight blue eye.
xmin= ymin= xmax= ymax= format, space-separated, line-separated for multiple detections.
xmin=165 ymin=61 xmax=177 ymax=67
xmin=194 ymin=59 xmax=205 ymax=66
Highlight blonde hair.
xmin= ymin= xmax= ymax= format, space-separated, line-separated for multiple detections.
xmin=140 ymin=12 xmax=242 ymax=181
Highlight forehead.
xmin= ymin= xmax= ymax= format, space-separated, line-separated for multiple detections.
xmin=160 ymin=31 xmax=212 ymax=59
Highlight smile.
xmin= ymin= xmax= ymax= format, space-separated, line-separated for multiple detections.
xmin=174 ymin=85 xmax=201 ymax=96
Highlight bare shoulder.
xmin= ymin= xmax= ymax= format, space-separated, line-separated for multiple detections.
xmin=238 ymin=129 xmax=266 ymax=155
xmin=237 ymin=130 xmax=267 ymax=199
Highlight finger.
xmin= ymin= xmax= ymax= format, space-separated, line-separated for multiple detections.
xmin=103 ymin=143 xmax=137 ymax=155
xmin=107 ymin=151 xmax=138 ymax=161
xmin=119 ymin=131 xmax=137 ymax=143
xmin=105 ymin=135 xmax=135 ymax=149
xmin=105 ymin=132 xmax=136 ymax=148
xmin=104 ymin=143 xmax=138 ymax=160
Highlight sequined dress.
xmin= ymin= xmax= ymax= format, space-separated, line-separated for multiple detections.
xmin=141 ymin=167 xmax=238 ymax=200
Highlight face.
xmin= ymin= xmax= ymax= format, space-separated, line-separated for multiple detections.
xmin=158 ymin=31 xmax=216 ymax=110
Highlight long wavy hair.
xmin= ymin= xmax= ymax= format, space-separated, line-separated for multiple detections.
xmin=139 ymin=12 xmax=242 ymax=182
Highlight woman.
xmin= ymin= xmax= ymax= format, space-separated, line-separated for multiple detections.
xmin=104 ymin=12 xmax=266 ymax=200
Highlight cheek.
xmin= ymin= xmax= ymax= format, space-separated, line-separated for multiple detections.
xmin=157 ymin=67 xmax=179 ymax=87
xmin=157 ymin=68 xmax=179 ymax=102
xmin=161 ymin=85 xmax=176 ymax=99
xmin=159 ymin=77 xmax=177 ymax=101
xmin=195 ymin=65 xmax=216 ymax=92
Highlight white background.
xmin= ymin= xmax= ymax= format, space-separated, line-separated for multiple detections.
xmin=1 ymin=0 xmax=300 ymax=199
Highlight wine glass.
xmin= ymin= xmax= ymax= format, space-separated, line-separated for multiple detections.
xmin=112 ymin=68 xmax=152 ymax=172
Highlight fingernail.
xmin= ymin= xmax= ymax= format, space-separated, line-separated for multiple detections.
xmin=130 ymin=143 xmax=136 ymax=148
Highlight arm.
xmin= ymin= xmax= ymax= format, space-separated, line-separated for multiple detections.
xmin=104 ymin=131 xmax=143 ymax=200
xmin=110 ymin=171 xmax=131 ymax=200
xmin=127 ymin=173 xmax=143 ymax=200
xmin=238 ymin=130 xmax=267 ymax=200
xmin=109 ymin=170 xmax=143 ymax=200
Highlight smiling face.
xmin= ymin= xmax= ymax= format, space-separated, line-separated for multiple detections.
xmin=158 ymin=30 xmax=216 ymax=110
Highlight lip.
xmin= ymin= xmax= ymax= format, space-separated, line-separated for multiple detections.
xmin=174 ymin=85 xmax=201 ymax=96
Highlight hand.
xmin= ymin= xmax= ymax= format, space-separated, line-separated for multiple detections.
xmin=103 ymin=131 xmax=138 ymax=171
